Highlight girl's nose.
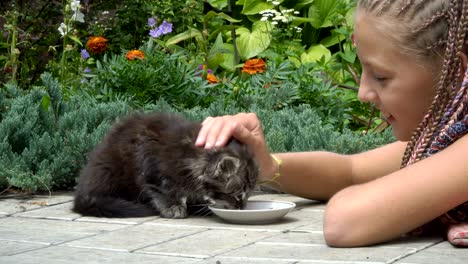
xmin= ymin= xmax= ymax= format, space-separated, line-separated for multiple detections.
xmin=357 ymin=75 xmax=378 ymax=104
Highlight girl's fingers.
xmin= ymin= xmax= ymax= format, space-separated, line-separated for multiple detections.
xmin=212 ymin=119 xmax=237 ymax=147
xmin=196 ymin=113 xmax=262 ymax=150
xmin=203 ymin=117 xmax=227 ymax=149
xmin=196 ymin=115 xmax=234 ymax=149
xmin=231 ymin=120 xmax=255 ymax=147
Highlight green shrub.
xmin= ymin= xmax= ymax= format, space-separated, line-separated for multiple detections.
xmin=0 ymin=73 xmax=131 ymax=192
xmin=0 ymin=73 xmax=394 ymax=192
xmin=82 ymin=40 xmax=216 ymax=109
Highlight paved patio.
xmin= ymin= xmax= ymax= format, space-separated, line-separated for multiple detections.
xmin=0 ymin=192 xmax=466 ymax=264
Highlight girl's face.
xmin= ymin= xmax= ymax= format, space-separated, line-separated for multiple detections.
xmin=354 ymin=12 xmax=439 ymax=141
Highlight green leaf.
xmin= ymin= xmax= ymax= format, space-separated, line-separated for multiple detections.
xmin=217 ymin=12 xmax=242 ymax=23
xmin=345 ymin=6 xmax=357 ymax=27
xmin=68 ymin=35 xmax=83 ymax=46
xmin=236 ymin=21 xmax=272 ymax=60
xmin=320 ymin=35 xmax=340 ymax=48
xmin=290 ymin=16 xmax=315 ymax=25
xmin=208 ymin=33 xmax=227 ymax=69
xmin=308 ymin=0 xmax=341 ymax=29
xmin=220 ymin=43 xmax=236 ymax=72
xmin=294 ymin=0 xmax=315 ymax=10
xmin=204 ymin=11 xmax=241 ymax=23
xmin=241 ymin=0 xmax=274 ymax=15
xmin=339 ymin=50 xmax=356 ymax=64
xmin=41 ymin=95 xmax=51 ymax=111
xmin=301 ymin=44 xmax=331 ymax=64
xmin=208 ymin=0 xmax=228 ymax=10
xmin=288 ymin=56 xmax=302 ymax=68
xmin=165 ymin=28 xmax=203 ymax=46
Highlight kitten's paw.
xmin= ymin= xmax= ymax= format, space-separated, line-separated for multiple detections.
xmin=161 ymin=205 xmax=188 ymax=219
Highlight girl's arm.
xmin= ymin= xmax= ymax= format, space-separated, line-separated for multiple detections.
xmin=197 ymin=113 xmax=407 ymax=201
xmin=324 ymin=134 xmax=468 ymax=247
xmin=263 ymin=141 xmax=406 ymax=200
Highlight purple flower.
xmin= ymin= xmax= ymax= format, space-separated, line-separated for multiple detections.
xmin=81 ymin=49 xmax=90 ymax=59
xmin=84 ymin=67 xmax=91 ymax=73
xmin=159 ymin=20 xmax=173 ymax=34
xmin=149 ymin=20 xmax=173 ymax=38
xmin=147 ymin=17 xmax=157 ymax=28
xmin=149 ymin=28 xmax=162 ymax=38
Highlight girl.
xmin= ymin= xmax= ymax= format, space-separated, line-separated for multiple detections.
xmin=195 ymin=0 xmax=468 ymax=247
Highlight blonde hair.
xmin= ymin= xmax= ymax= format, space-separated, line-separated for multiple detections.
xmin=357 ymin=0 xmax=468 ymax=167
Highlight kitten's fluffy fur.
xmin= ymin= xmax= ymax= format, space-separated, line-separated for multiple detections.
xmin=72 ymin=112 xmax=258 ymax=218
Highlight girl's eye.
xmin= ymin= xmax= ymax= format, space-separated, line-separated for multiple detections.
xmin=374 ymin=76 xmax=387 ymax=82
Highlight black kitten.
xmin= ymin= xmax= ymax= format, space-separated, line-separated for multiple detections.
xmin=72 ymin=112 xmax=258 ymax=218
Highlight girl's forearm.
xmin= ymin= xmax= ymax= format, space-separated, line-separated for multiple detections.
xmin=261 ymin=151 xmax=354 ymax=201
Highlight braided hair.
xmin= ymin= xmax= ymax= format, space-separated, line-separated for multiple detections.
xmin=357 ymin=0 xmax=468 ymax=167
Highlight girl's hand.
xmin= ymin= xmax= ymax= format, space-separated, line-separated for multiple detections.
xmin=195 ymin=113 xmax=276 ymax=180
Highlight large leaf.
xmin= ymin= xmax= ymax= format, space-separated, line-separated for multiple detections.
xmin=293 ymin=0 xmax=315 ymax=10
xmin=204 ymin=11 xmax=242 ymax=23
xmin=165 ymin=28 xmax=203 ymax=46
xmin=208 ymin=0 xmax=228 ymax=10
xmin=241 ymin=0 xmax=274 ymax=15
xmin=308 ymin=0 xmax=341 ymax=29
xmin=301 ymin=44 xmax=331 ymax=64
xmin=236 ymin=21 xmax=272 ymax=60
xmin=220 ymin=43 xmax=236 ymax=72
xmin=207 ymin=33 xmax=227 ymax=70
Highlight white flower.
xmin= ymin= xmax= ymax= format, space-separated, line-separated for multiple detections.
xmin=272 ymin=16 xmax=287 ymax=21
xmin=272 ymin=1 xmax=280 ymax=5
xmin=69 ymin=0 xmax=85 ymax=23
xmin=293 ymin=11 xmax=300 ymax=15
xmin=70 ymin=0 xmax=81 ymax=12
xmin=58 ymin=22 xmax=69 ymax=36
xmin=271 ymin=21 xmax=278 ymax=25
xmin=261 ymin=16 xmax=269 ymax=21
xmin=71 ymin=11 xmax=85 ymax=23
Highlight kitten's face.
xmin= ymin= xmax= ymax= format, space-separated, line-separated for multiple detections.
xmin=199 ymin=141 xmax=258 ymax=209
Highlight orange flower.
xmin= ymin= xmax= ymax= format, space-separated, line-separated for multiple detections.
xmin=126 ymin=50 xmax=145 ymax=61
xmin=241 ymin=58 xmax=266 ymax=75
xmin=206 ymin=73 xmax=220 ymax=84
xmin=86 ymin=36 xmax=108 ymax=54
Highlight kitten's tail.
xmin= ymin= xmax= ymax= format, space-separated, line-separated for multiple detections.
xmin=72 ymin=195 xmax=156 ymax=218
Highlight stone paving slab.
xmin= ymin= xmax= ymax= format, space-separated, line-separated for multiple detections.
xmin=0 ymin=240 xmax=48 ymax=256
xmin=137 ymin=228 xmax=276 ymax=259
xmin=64 ymin=223 xmax=207 ymax=252
xmin=0 ymin=192 xmax=464 ymax=264
xmin=220 ymin=242 xmax=424 ymax=263
xmin=0 ymin=245 xmax=201 ymax=264
xmin=14 ymin=202 xmax=81 ymax=221
xmin=0 ymin=217 xmax=127 ymax=245
xmin=0 ymin=192 xmax=73 ymax=215
xmin=393 ymin=242 xmax=468 ymax=264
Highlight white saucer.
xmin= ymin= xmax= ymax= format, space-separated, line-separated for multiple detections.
xmin=209 ymin=200 xmax=296 ymax=225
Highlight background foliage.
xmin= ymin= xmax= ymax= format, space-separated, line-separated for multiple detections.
xmin=0 ymin=74 xmax=393 ymax=192
xmin=0 ymin=0 xmax=395 ymax=193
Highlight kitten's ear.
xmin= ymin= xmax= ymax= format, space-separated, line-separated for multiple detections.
xmin=216 ymin=156 xmax=240 ymax=177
